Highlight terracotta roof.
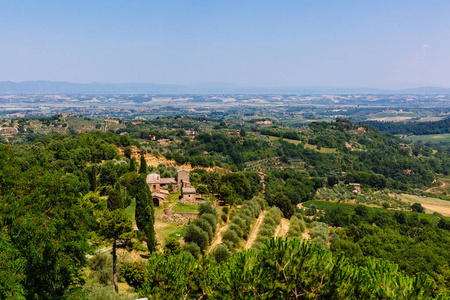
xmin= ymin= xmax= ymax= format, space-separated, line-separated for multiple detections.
xmin=182 ymin=187 xmax=196 ymax=194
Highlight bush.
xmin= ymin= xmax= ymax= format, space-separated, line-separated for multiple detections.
xmin=193 ymin=218 xmax=213 ymax=242
xmin=119 ymin=262 xmax=146 ymax=289
xmin=222 ymin=206 xmax=229 ymax=215
xmin=201 ymin=213 xmax=218 ymax=232
xmin=222 ymin=229 xmax=241 ymax=246
xmin=89 ymin=253 xmax=111 ymax=271
xmin=183 ymin=242 xmax=201 ymax=258
xmin=199 ymin=201 xmax=218 ymax=218
xmin=221 ymin=213 xmax=227 ymax=222
xmin=163 ymin=237 xmax=182 ymax=256
xmin=213 ymin=244 xmax=232 ymax=263
xmin=184 ymin=224 xmax=209 ymax=250
xmin=85 ymin=285 xmax=135 ymax=300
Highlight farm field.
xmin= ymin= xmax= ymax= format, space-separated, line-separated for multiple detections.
xmin=405 ymin=133 xmax=450 ymax=144
xmin=399 ymin=194 xmax=450 ymax=217
xmin=302 ymin=200 xmax=450 ymax=222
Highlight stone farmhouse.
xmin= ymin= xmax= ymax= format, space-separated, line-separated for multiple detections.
xmin=146 ymin=169 xmax=196 ymax=207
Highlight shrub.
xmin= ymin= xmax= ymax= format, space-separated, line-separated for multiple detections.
xmin=221 ymin=213 xmax=228 ymax=222
xmin=202 ymin=213 xmax=218 ymax=232
xmin=222 ymin=206 xmax=229 ymax=215
xmin=85 ymin=285 xmax=135 ymax=300
xmin=193 ymin=218 xmax=213 ymax=242
xmin=89 ymin=253 xmax=111 ymax=271
xmin=183 ymin=242 xmax=201 ymax=258
xmin=199 ymin=201 xmax=218 ymax=218
xmin=119 ymin=262 xmax=146 ymax=289
xmin=222 ymin=229 xmax=240 ymax=246
xmin=184 ymin=224 xmax=209 ymax=250
xmin=163 ymin=237 xmax=182 ymax=256
xmin=213 ymin=244 xmax=232 ymax=263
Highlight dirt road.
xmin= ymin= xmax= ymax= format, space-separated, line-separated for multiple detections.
xmin=274 ymin=218 xmax=290 ymax=238
xmin=245 ymin=211 xmax=266 ymax=249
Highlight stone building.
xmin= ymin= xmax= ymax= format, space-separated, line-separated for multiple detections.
xmin=146 ymin=169 xmax=194 ymax=207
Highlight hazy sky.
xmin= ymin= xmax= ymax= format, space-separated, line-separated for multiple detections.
xmin=1 ymin=0 xmax=450 ymax=89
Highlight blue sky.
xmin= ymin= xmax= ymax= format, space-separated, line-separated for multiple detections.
xmin=1 ymin=0 xmax=450 ymax=88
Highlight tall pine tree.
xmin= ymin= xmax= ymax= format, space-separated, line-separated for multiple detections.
xmin=135 ymin=175 xmax=156 ymax=253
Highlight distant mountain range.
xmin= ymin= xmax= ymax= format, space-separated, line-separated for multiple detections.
xmin=1 ymin=81 xmax=450 ymax=95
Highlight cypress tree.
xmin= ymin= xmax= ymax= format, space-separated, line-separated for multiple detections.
xmin=129 ymin=158 xmax=136 ymax=172
xmin=107 ymin=189 xmax=123 ymax=211
xmin=139 ymin=155 xmax=148 ymax=174
xmin=135 ymin=175 xmax=156 ymax=253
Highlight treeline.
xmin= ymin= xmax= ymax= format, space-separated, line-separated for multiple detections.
xmin=0 ymin=145 xmax=94 ymax=299
xmin=183 ymin=202 xmax=219 ymax=256
xmin=314 ymin=203 xmax=450 ymax=292
xmin=137 ymin=238 xmax=448 ymax=299
xmin=364 ymin=118 xmax=450 ymax=135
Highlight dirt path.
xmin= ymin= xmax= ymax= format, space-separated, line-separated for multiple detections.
xmin=302 ymin=228 xmax=310 ymax=240
xmin=245 ymin=211 xmax=266 ymax=249
xmin=274 ymin=218 xmax=290 ymax=238
xmin=208 ymin=224 xmax=229 ymax=253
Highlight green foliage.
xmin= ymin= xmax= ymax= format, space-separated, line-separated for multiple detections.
xmin=0 ymin=145 xmax=94 ymax=299
xmin=100 ymin=160 xmax=118 ymax=186
xmin=135 ymin=175 xmax=156 ymax=253
xmin=183 ymin=242 xmax=201 ymax=258
xmin=411 ymin=202 xmax=425 ymax=213
xmin=213 ymin=244 xmax=231 ymax=263
xmin=288 ymin=215 xmax=306 ymax=237
xmin=221 ymin=213 xmax=227 ymax=222
xmin=253 ymin=207 xmax=283 ymax=248
xmin=222 ymin=197 xmax=262 ymax=248
xmin=271 ymin=192 xmax=294 ymax=218
xmin=139 ymin=155 xmax=147 ymax=174
xmin=198 ymin=201 xmax=218 ymax=218
xmin=119 ymin=262 xmax=146 ymax=289
xmin=184 ymin=224 xmax=209 ymax=250
xmin=85 ymin=284 xmax=135 ymax=300
xmin=107 ymin=189 xmax=123 ymax=211
xmin=138 ymin=238 xmax=448 ymax=299
xmin=310 ymin=222 xmax=329 ymax=249
xmin=163 ymin=237 xmax=182 ymax=256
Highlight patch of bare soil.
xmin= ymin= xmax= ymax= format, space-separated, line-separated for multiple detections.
xmin=302 ymin=228 xmax=310 ymax=240
xmin=274 ymin=218 xmax=290 ymax=238
xmin=208 ymin=223 xmax=228 ymax=253
xmin=245 ymin=211 xmax=267 ymax=249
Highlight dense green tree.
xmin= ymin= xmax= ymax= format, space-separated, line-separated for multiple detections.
xmin=0 ymin=145 xmax=93 ymax=299
xmin=99 ymin=160 xmax=118 ymax=186
xmin=139 ymin=155 xmax=148 ymax=174
xmin=124 ymin=147 xmax=132 ymax=159
xmin=271 ymin=192 xmax=294 ymax=218
xmin=135 ymin=176 xmax=156 ymax=253
xmin=129 ymin=158 xmax=137 ymax=172
xmin=411 ymin=203 xmax=425 ymax=213
xmin=98 ymin=209 xmax=133 ymax=293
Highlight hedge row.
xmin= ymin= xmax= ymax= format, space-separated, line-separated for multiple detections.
xmin=221 ymin=196 xmax=264 ymax=249
xmin=183 ymin=201 xmax=219 ymax=256
xmin=287 ymin=214 xmax=307 ymax=237
xmin=252 ymin=206 xmax=283 ymax=249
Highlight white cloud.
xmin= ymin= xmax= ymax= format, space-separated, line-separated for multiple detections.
xmin=422 ymin=44 xmax=430 ymax=48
